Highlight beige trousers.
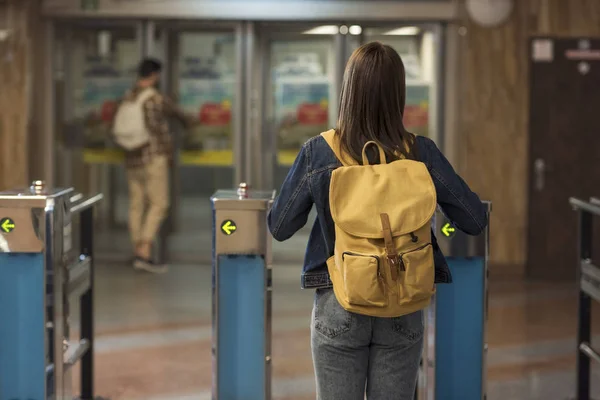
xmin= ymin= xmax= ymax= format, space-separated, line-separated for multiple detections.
xmin=127 ymin=155 xmax=170 ymax=245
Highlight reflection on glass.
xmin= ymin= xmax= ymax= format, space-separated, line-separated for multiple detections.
xmin=177 ymin=32 xmax=236 ymax=166
xmin=69 ymin=28 xmax=138 ymax=162
xmin=271 ymin=40 xmax=334 ymax=167
xmin=360 ymin=26 xmax=437 ymax=140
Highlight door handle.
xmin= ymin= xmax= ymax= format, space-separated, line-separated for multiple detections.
xmin=534 ymin=158 xmax=546 ymax=191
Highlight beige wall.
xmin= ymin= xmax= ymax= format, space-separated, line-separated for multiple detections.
xmin=457 ymin=0 xmax=600 ymax=273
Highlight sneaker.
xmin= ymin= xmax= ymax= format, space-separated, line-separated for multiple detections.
xmin=133 ymin=257 xmax=168 ymax=274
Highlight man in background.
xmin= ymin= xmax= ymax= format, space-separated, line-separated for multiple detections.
xmin=113 ymin=58 xmax=191 ymax=273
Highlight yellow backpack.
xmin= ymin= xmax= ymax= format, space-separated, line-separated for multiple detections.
xmin=322 ymin=129 xmax=437 ymax=317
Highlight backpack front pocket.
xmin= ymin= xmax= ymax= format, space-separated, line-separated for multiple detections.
xmin=399 ymin=244 xmax=435 ymax=304
xmin=341 ymin=252 xmax=387 ymax=307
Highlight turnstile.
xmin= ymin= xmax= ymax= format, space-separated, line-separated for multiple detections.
xmin=0 ymin=181 xmax=102 ymax=400
xmin=570 ymin=197 xmax=600 ymax=400
xmin=211 ymin=183 xmax=275 ymax=400
xmin=418 ymin=201 xmax=491 ymax=400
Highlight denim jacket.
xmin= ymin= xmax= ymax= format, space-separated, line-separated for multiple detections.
xmin=267 ymin=133 xmax=489 ymax=288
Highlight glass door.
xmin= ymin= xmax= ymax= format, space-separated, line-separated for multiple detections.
xmin=254 ymin=24 xmax=344 ymax=262
xmin=54 ymin=21 xmax=143 ymax=256
xmin=261 ymin=25 xmax=342 ymax=191
xmin=153 ymin=23 xmax=243 ymax=262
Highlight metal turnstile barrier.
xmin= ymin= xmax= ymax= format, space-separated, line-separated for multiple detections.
xmin=211 ymin=183 xmax=275 ymax=400
xmin=418 ymin=201 xmax=491 ymax=400
xmin=570 ymin=197 xmax=600 ymax=400
xmin=0 ymin=181 xmax=103 ymax=400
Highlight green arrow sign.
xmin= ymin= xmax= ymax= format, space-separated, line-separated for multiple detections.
xmin=441 ymin=222 xmax=456 ymax=238
xmin=0 ymin=217 xmax=15 ymax=233
xmin=221 ymin=220 xmax=237 ymax=236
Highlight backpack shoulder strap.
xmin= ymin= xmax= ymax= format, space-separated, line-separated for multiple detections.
xmin=320 ymin=129 xmax=358 ymax=166
xmin=136 ymin=87 xmax=158 ymax=105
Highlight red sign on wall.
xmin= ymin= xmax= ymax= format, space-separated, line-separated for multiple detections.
xmin=101 ymin=101 xmax=118 ymax=122
xmin=297 ymin=103 xmax=328 ymax=125
xmin=403 ymin=105 xmax=428 ymax=128
xmin=199 ymin=103 xmax=232 ymax=126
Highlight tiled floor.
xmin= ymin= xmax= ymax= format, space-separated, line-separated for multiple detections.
xmin=67 ymin=257 xmax=600 ymax=400
xmin=78 ymin=198 xmax=600 ymax=399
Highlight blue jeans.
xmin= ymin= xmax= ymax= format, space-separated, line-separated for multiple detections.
xmin=311 ymin=289 xmax=423 ymax=400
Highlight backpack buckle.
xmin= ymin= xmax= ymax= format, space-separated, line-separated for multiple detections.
xmin=388 ymin=255 xmax=404 ymax=280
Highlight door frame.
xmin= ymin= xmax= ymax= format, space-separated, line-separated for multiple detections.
xmin=250 ymin=22 xmax=346 ymax=190
xmin=249 ymin=21 xmax=446 ymax=190
xmin=52 ymin=19 xmax=145 ymax=228
xmin=146 ymin=21 xmax=247 ymax=232
xmin=147 ymin=20 xmax=246 ymax=186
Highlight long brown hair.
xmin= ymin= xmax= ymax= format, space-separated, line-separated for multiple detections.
xmin=337 ymin=41 xmax=417 ymax=163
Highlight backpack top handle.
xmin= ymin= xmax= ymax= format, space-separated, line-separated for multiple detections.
xmin=362 ymin=141 xmax=387 ymax=166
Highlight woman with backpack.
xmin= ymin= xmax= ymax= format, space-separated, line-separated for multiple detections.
xmin=268 ymin=41 xmax=488 ymax=399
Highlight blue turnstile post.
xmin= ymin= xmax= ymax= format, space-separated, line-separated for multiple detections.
xmin=0 ymin=181 xmax=102 ymax=400
xmin=0 ymin=181 xmax=73 ymax=400
xmin=211 ymin=183 xmax=275 ymax=400
xmin=418 ymin=201 xmax=491 ymax=400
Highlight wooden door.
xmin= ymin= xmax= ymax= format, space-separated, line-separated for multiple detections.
xmin=527 ymin=37 xmax=600 ymax=280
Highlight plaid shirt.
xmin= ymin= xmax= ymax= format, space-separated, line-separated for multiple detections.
xmin=117 ymin=86 xmax=189 ymax=169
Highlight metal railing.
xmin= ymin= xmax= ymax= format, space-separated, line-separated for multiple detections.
xmin=69 ymin=192 xmax=103 ymax=400
xmin=569 ymin=196 xmax=600 ymax=400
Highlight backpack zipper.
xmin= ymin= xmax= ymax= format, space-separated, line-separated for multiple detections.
xmin=341 ymin=252 xmax=382 ymax=277
xmin=400 ymin=243 xmax=431 ymax=257
xmin=397 ymin=243 xmax=432 ymax=273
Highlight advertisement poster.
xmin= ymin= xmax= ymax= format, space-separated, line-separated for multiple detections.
xmin=80 ymin=76 xmax=131 ymax=164
xmin=404 ymin=84 xmax=430 ymax=138
xmin=274 ymin=76 xmax=330 ymax=166
xmin=78 ymin=58 xmax=133 ymax=163
xmin=80 ymin=77 xmax=131 ymax=141
xmin=178 ymin=78 xmax=235 ymax=166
